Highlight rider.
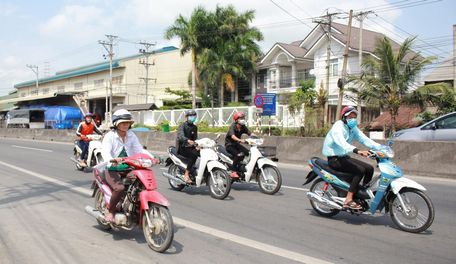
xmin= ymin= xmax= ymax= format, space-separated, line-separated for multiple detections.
xmin=76 ymin=112 xmax=102 ymax=167
xmin=101 ymin=109 xmax=156 ymax=222
xmin=322 ymin=106 xmax=380 ymax=210
xmin=225 ymin=111 xmax=252 ymax=179
xmin=176 ymin=109 xmax=199 ymax=184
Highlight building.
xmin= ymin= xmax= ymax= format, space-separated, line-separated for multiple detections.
xmin=255 ymin=22 xmax=412 ymax=123
xmin=1 ymin=46 xmax=191 ymax=120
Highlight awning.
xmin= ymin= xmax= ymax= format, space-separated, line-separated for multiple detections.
xmin=0 ymin=93 xmax=58 ymax=104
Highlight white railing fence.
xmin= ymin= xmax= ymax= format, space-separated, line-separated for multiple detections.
xmin=131 ymin=105 xmax=305 ymax=128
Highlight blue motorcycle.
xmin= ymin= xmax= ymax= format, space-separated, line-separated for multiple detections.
xmin=303 ymin=143 xmax=435 ymax=233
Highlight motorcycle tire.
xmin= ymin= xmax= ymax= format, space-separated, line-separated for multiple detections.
xmin=94 ymin=188 xmax=111 ymax=231
xmin=309 ymin=178 xmax=340 ymax=217
xmin=258 ymin=165 xmax=282 ymax=195
xmin=142 ymin=204 xmax=174 ymax=253
xmin=208 ymin=168 xmax=231 ymax=200
xmin=168 ymin=164 xmax=185 ymax=191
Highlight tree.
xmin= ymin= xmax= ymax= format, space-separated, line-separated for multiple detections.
xmin=198 ymin=5 xmax=263 ymax=107
xmin=406 ymin=82 xmax=456 ymax=118
xmin=349 ymin=37 xmax=433 ymax=132
xmin=164 ymin=7 xmax=215 ymax=109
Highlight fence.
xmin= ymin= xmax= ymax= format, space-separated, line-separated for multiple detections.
xmin=131 ymin=105 xmax=305 ymax=128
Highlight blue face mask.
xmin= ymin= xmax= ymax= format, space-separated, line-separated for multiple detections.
xmin=346 ymin=118 xmax=358 ymax=129
xmin=188 ymin=116 xmax=197 ymax=123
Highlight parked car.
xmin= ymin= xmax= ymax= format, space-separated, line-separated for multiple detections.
xmin=392 ymin=112 xmax=456 ymax=141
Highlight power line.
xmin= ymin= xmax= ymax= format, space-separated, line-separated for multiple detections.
xmin=269 ymin=0 xmax=313 ymax=30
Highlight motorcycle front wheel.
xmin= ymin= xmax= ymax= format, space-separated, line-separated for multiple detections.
xmin=309 ymin=178 xmax=340 ymax=217
xmin=142 ymin=204 xmax=174 ymax=253
xmin=208 ymin=168 xmax=231 ymax=200
xmin=258 ymin=165 xmax=282 ymax=195
xmin=389 ymin=188 xmax=435 ymax=233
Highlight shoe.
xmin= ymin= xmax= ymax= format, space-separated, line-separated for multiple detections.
xmin=230 ymin=172 xmax=240 ymax=179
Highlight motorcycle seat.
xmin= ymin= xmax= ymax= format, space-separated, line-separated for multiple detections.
xmin=313 ymin=157 xmax=354 ymax=180
xmin=216 ymin=145 xmax=233 ymax=159
xmin=168 ymin=146 xmax=190 ymax=163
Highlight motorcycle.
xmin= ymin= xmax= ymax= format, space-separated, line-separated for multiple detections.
xmin=215 ymin=136 xmax=282 ymax=195
xmin=71 ymin=134 xmax=103 ymax=171
xmin=85 ymin=153 xmax=174 ymax=252
xmin=303 ymin=142 xmax=435 ymax=233
xmin=163 ymin=136 xmax=232 ymax=200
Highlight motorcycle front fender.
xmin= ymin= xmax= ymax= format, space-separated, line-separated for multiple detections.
xmin=139 ymin=190 xmax=170 ymax=224
xmin=257 ymin=158 xmax=277 ymax=169
xmin=207 ymin=160 xmax=227 ymax=172
xmin=390 ymin=177 xmax=426 ymax=194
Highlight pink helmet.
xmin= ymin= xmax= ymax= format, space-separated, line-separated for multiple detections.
xmin=233 ymin=111 xmax=245 ymax=121
xmin=340 ymin=106 xmax=358 ymax=119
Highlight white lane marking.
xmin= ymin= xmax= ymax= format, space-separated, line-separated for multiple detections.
xmin=12 ymin=145 xmax=53 ymax=152
xmin=0 ymin=160 xmax=332 ymax=264
xmin=282 ymin=185 xmax=309 ymax=191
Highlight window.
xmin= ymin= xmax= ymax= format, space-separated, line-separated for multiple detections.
xmin=31 ymin=90 xmax=38 ymax=96
xmin=435 ymin=114 xmax=456 ymax=129
xmin=57 ymin=85 xmax=65 ymax=93
xmin=74 ymin=82 xmax=83 ymax=90
xmin=112 ymin=75 xmax=123 ymax=85
xmin=269 ymin=69 xmax=277 ymax=89
xmin=329 ymin=59 xmax=339 ymax=77
xmin=94 ymin=79 xmax=104 ymax=88
xmin=42 ymin=88 xmax=49 ymax=94
xmin=20 ymin=92 xmax=27 ymax=97
xmin=279 ymin=66 xmax=292 ymax=88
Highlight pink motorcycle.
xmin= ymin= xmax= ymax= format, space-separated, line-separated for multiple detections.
xmin=85 ymin=153 xmax=174 ymax=252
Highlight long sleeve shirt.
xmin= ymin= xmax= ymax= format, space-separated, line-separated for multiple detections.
xmin=322 ymin=120 xmax=380 ymax=157
xmin=101 ymin=130 xmax=144 ymax=164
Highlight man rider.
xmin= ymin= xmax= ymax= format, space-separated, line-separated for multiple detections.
xmin=101 ymin=109 xmax=158 ymax=222
xmin=323 ymin=106 xmax=380 ymax=210
xmin=76 ymin=112 xmax=102 ymax=167
xmin=225 ymin=112 xmax=251 ymax=179
xmin=176 ymin=109 xmax=198 ymax=184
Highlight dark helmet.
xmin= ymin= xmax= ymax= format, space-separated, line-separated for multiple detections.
xmin=340 ymin=106 xmax=358 ymax=119
xmin=112 ymin=109 xmax=134 ymax=127
xmin=185 ymin=109 xmax=197 ymax=117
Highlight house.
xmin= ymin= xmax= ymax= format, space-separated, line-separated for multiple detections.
xmin=256 ymin=22 xmax=412 ymax=124
xmin=424 ymin=57 xmax=455 ymax=87
xmin=0 ymin=46 xmax=191 ymax=121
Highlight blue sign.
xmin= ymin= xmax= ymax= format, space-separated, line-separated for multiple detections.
xmin=260 ymin=93 xmax=276 ymax=116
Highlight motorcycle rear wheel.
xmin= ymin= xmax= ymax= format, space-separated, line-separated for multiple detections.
xmin=168 ymin=164 xmax=185 ymax=191
xmin=389 ymin=188 xmax=435 ymax=233
xmin=142 ymin=204 xmax=174 ymax=253
xmin=94 ymin=188 xmax=111 ymax=230
xmin=309 ymin=178 xmax=340 ymax=217
xmin=209 ymin=168 xmax=231 ymax=200
xmin=74 ymin=149 xmax=84 ymax=171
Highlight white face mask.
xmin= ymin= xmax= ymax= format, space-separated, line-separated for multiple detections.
xmin=238 ymin=119 xmax=246 ymax=126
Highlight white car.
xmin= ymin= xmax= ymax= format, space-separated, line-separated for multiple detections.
xmin=393 ymin=112 xmax=456 ymax=141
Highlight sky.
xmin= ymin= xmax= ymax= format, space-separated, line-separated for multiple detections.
xmin=0 ymin=0 xmax=455 ymax=96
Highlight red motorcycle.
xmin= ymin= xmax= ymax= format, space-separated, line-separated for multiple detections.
xmin=85 ymin=153 xmax=174 ymax=252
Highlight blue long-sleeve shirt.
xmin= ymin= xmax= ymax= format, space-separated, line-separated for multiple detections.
xmin=322 ymin=120 xmax=380 ymax=157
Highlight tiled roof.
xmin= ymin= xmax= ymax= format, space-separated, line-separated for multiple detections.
xmin=369 ymin=106 xmax=421 ymax=130
xmin=276 ymin=42 xmax=307 ymax=58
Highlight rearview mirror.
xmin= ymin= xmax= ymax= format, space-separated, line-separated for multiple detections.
xmin=386 ymin=139 xmax=393 ymax=147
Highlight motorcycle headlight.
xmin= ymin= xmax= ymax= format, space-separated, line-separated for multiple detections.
xmin=138 ymin=158 xmax=153 ymax=168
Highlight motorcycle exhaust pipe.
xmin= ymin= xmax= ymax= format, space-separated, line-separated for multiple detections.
xmin=162 ymin=172 xmax=187 ymax=185
xmin=306 ymin=192 xmax=343 ymax=210
xmin=70 ymin=157 xmax=80 ymax=164
xmin=84 ymin=205 xmax=105 ymax=222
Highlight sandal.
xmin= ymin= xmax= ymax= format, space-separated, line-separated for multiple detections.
xmin=343 ymin=201 xmax=362 ymax=210
xmin=183 ymin=175 xmax=193 ymax=184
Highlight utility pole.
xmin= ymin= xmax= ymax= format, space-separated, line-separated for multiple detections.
xmin=453 ymin=24 xmax=456 ymax=92
xmin=354 ymin=10 xmax=373 ymax=123
xmin=99 ymin=34 xmax=118 ymax=123
xmin=139 ymin=41 xmax=156 ymax=104
xmin=26 ymin=64 xmax=39 ymax=91
xmin=337 ymin=10 xmax=354 ymax=119
xmin=313 ymin=11 xmax=339 ymax=125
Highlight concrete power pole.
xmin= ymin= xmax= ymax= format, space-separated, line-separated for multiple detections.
xmin=26 ymin=64 xmax=39 ymax=91
xmin=337 ymin=9 xmax=354 ymax=119
xmin=355 ymin=11 xmax=373 ymax=123
xmin=453 ymin=24 xmax=456 ymax=92
xmin=313 ymin=11 xmax=339 ymax=126
xmin=139 ymin=41 xmax=156 ymax=104
xmin=99 ymin=34 xmax=118 ymax=123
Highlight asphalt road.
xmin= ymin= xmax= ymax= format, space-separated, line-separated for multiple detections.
xmin=0 ymin=138 xmax=455 ymax=264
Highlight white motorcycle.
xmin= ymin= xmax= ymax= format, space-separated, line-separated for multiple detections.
xmin=71 ymin=134 xmax=104 ymax=171
xmin=163 ymin=136 xmax=232 ymax=200
xmin=216 ymin=136 xmax=282 ymax=195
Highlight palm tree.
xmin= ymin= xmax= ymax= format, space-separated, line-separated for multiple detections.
xmin=164 ymin=7 xmax=215 ymax=109
xmin=406 ymin=82 xmax=456 ymax=113
xmin=199 ymin=5 xmax=263 ymax=107
xmin=349 ymin=37 xmax=433 ymax=132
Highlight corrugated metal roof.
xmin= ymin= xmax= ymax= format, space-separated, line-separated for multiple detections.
xmin=14 ymin=46 xmax=178 ymax=88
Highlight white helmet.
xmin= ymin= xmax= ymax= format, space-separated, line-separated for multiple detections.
xmin=112 ymin=109 xmax=134 ymax=127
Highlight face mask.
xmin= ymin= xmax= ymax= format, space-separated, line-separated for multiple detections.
xmin=346 ymin=118 xmax=358 ymax=129
xmin=238 ymin=119 xmax=246 ymax=126
xmin=188 ymin=116 xmax=197 ymax=123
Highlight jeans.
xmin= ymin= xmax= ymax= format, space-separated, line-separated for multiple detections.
xmin=78 ymin=140 xmax=89 ymax=160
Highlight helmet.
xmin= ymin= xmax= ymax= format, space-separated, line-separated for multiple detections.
xmin=185 ymin=109 xmax=197 ymax=117
xmin=84 ymin=112 xmax=93 ymax=118
xmin=112 ymin=109 xmax=134 ymax=127
xmin=340 ymin=106 xmax=358 ymax=119
xmin=233 ymin=111 xmax=245 ymax=121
